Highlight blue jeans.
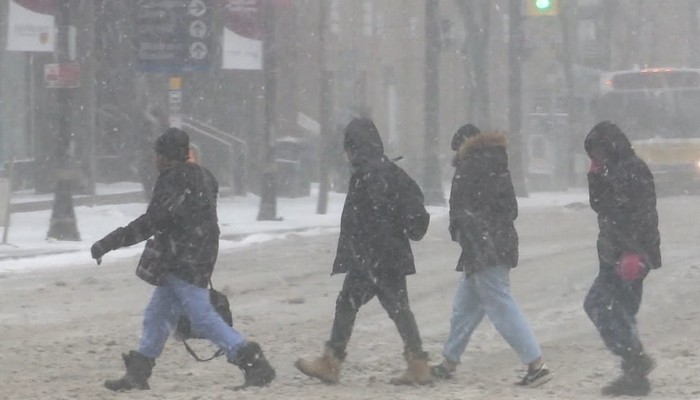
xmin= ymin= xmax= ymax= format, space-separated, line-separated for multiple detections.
xmin=442 ymin=266 xmax=542 ymax=365
xmin=138 ymin=274 xmax=246 ymax=363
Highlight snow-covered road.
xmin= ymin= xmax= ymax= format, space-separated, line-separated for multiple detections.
xmin=1 ymin=195 xmax=699 ymax=399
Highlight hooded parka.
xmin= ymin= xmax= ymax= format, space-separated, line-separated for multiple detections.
xmin=584 ymin=121 xmax=661 ymax=270
xmin=449 ymin=132 xmax=519 ymax=276
xmin=332 ymin=118 xmax=428 ymax=277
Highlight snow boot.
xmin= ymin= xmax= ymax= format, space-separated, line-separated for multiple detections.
xmin=601 ymin=374 xmax=651 ymax=396
xmin=624 ymin=352 xmax=656 ymax=378
xmin=390 ymin=351 xmax=433 ymax=385
xmin=231 ymin=341 xmax=276 ymax=389
xmin=295 ymin=346 xmax=343 ymax=384
xmin=104 ymin=350 xmax=155 ymax=391
xmin=602 ymin=352 xmax=655 ymax=396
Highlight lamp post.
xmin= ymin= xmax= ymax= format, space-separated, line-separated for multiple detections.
xmin=47 ymin=0 xmax=80 ymax=241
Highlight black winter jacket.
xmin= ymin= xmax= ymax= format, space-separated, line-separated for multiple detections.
xmin=332 ymin=118 xmax=429 ymax=277
xmin=585 ymin=122 xmax=661 ymax=270
xmin=449 ymin=132 xmax=519 ymax=275
xmin=105 ymin=162 xmax=220 ymax=287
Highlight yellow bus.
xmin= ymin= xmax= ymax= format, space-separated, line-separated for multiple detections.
xmin=593 ymin=67 xmax=700 ymax=193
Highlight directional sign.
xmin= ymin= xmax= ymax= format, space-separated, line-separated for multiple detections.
xmin=189 ymin=20 xmax=207 ymax=38
xmin=189 ymin=41 xmax=208 ymax=60
xmin=188 ymin=0 xmax=207 ymax=17
xmin=135 ymin=0 xmax=213 ymax=73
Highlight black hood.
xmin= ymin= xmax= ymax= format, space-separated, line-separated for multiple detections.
xmin=584 ymin=121 xmax=634 ymax=164
xmin=451 ymin=124 xmax=481 ymax=151
xmin=343 ymin=118 xmax=384 ymax=166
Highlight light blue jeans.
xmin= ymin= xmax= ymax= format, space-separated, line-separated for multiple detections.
xmin=138 ymin=274 xmax=246 ymax=363
xmin=442 ymin=266 xmax=542 ymax=365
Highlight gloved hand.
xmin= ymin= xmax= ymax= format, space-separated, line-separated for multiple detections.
xmin=615 ymin=253 xmax=647 ymax=281
xmin=589 ymin=160 xmax=605 ymax=174
xmin=90 ymin=241 xmax=108 ymax=265
xmin=90 ymin=228 xmax=125 ymax=265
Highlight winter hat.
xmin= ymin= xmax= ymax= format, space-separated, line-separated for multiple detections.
xmin=451 ymin=124 xmax=481 ymax=151
xmin=155 ymin=128 xmax=190 ymax=161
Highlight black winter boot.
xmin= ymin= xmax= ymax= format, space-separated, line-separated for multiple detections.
xmin=602 ymin=352 xmax=655 ymax=396
xmin=104 ymin=351 xmax=155 ymax=391
xmin=231 ymin=341 xmax=276 ymax=389
xmin=601 ymin=374 xmax=651 ymax=396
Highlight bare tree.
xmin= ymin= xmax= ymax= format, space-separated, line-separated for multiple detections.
xmin=455 ymin=0 xmax=492 ymax=128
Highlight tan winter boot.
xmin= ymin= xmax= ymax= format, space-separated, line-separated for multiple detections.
xmin=294 ymin=346 xmax=343 ymax=384
xmin=390 ymin=351 xmax=433 ymax=385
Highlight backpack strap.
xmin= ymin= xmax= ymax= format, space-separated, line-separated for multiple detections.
xmin=182 ymin=340 xmax=226 ymax=362
xmin=181 ymin=277 xmax=226 ymax=362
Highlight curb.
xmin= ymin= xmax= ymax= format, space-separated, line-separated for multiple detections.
xmin=10 ymin=191 xmax=146 ymax=213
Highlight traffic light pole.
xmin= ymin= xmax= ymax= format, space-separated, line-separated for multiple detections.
xmin=47 ymin=0 xmax=80 ymax=240
xmin=508 ymin=0 xmax=528 ymax=197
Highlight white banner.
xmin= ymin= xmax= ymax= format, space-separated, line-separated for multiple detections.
xmin=6 ymin=0 xmax=56 ymax=52
xmin=221 ymin=0 xmax=263 ymax=70
xmin=222 ymin=28 xmax=262 ymax=70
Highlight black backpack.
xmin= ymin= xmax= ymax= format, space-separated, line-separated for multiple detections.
xmin=175 ymin=280 xmax=233 ymax=362
xmin=396 ymin=166 xmax=430 ymax=241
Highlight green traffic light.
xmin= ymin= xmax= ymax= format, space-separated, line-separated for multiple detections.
xmin=535 ymin=0 xmax=552 ymax=9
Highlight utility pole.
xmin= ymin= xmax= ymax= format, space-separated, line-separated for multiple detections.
xmin=508 ymin=0 xmax=528 ymax=197
xmin=316 ymin=0 xmax=333 ymax=214
xmin=257 ymin=0 xmax=279 ymax=221
xmin=422 ymin=0 xmax=445 ymax=206
xmin=47 ymin=0 xmax=80 ymax=240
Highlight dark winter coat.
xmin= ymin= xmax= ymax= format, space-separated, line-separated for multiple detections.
xmin=332 ymin=118 xmax=429 ymax=277
xmin=449 ymin=132 xmax=519 ymax=276
xmin=585 ymin=121 xmax=661 ymax=270
xmin=106 ymin=162 xmax=220 ymax=287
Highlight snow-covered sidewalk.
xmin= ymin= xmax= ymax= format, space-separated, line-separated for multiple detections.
xmin=0 ymin=181 xmax=587 ymax=273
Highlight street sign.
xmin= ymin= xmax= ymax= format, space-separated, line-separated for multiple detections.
xmin=135 ymin=0 xmax=213 ymax=73
xmin=44 ymin=63 xmax=80 ymax=88
xmin=168 ymin=76 xmax=183 ymax=127
xmin=6 ymin=0 xmax=56 ymax=52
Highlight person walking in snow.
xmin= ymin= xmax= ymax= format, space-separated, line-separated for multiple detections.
xmin=430 ymin=124 xmax=552 ymax=387
xmin=295 ymin=117 xmax=432 ymax=385
xmin=91 ymin=128 xmax=275 ymax=391
xmin=583 ymin=121 xmax=661 ymax=396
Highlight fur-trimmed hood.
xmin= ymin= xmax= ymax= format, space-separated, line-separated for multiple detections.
xmin=453 ymin=131 xmax=508 ymax=166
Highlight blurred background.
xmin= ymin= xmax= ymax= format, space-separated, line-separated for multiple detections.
xmin=1 ymin=0 xmax=699 ymax=205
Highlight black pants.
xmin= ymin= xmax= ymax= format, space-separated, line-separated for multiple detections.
xmin=327 ymin=269 xmax=423 ymax=359
xmin=584 ymin=266 xmax=645 ymax=359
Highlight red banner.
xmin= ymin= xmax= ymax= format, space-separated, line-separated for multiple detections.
xmin=15 ymin=0 xmax=55 ymax=15
xmin=221 ymin=0 xmax=263 ymax=40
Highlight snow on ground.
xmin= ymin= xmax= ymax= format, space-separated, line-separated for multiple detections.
xmin=1 ymin=191 xmax=699 ymax=400
xmin=0 ymin=183 xmax=587 ymax=273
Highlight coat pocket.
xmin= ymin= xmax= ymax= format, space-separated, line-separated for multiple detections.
xmin=136 ymin=239 xmax=167 ymax=286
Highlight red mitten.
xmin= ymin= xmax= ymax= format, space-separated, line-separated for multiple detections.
xmin=589 ymin=160 xmax=604 ymax=173
xmin=616 ymin=253 xmax=646 ymax=281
